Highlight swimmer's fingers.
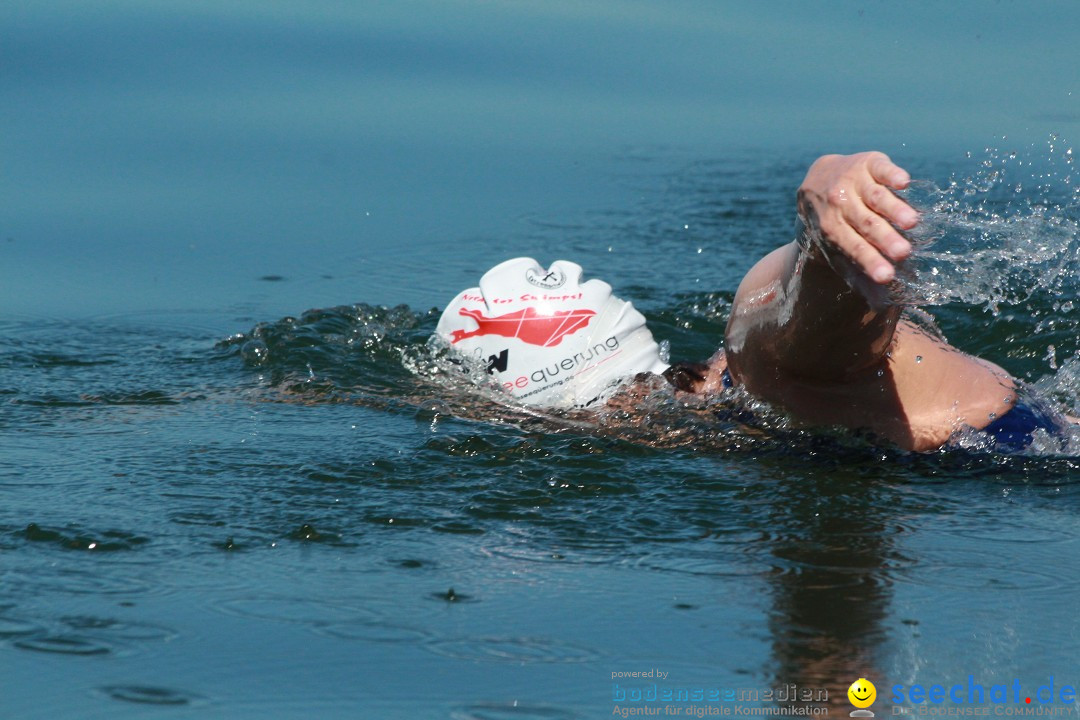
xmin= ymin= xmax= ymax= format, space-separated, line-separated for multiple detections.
xmin=843 ymin=196 xmax=912 ymax=265
xmin=828 ymin=216 xmax=896 ymax=284
xmin=859 ymin=176 xmax=919 ymax=231
xmin=867 ymin=152 xmax=911 ymax=191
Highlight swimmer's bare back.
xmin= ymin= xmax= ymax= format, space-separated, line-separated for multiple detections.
xmin=717 ymin=152 xmax=1018 ymax=452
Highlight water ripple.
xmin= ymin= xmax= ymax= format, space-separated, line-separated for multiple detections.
xmin=451 ymin=703 xmax=581 ymax=720
xmin=890 ymin=547 xmax=1077 ymax=591
xmin=14 ymin=635 xmax=112 ymax=655
xmin=20 ymin=523 xmax=151 ymax=552
xmin=426 ymin=636 xmax=597 ymax=664
xmin=60 ymin=615 xmax=178 ymax=643
xmin=97 ymin=685 xmax=203 ymax=706
xmin=213 ymin=597 xmax=382 ymax=626
xmin=0 ymin=615 xmax=45 ymax=638
xmin=314 ymin=621 xmax=432 ymax=644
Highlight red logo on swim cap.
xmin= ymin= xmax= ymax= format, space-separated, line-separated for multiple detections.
xmin=450 ymin=307 xmax=596 ymax=347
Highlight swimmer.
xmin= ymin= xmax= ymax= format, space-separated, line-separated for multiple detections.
xmin=437 ymin=152 xmax=1075 ymax=452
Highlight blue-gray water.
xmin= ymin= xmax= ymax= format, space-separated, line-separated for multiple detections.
xmin=3 ymin=2 xmax=1080 ymax=718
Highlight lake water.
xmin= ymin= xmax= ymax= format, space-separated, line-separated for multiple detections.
xmin=3 ymin=2 xmax=1080 ymax=718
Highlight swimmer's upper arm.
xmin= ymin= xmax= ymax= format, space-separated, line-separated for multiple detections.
xmin=723 ymin=242 xmax=799 ymax=384
xmin=724 ymin=240 xmax=901 ymax=385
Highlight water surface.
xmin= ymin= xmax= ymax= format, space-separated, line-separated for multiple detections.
xmin=3 ymin=2 xmax=1080 ymax=717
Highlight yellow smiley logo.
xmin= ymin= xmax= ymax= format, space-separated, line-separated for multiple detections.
xmin=848 ymin=678 xmax=877 ymax=709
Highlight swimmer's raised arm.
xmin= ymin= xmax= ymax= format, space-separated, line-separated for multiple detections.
xmin=719 ymin=152 xmax=1043 ymax=451
xmin=725 ymin=152 xmax=919 ymax=383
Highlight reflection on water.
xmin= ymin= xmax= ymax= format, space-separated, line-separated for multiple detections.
xmin=763 ymin=468 xmax=901 ymax=708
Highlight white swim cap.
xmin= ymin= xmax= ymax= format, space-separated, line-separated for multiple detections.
xmin=435 ymin=257 xmax=669 ymax=408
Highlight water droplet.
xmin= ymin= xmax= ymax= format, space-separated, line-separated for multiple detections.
xmin=988 ymin=412 xmax=997 ymax=420
xmin=915 ymin=356 xmax=923 ymax=363
xmin=876 ymin=369 xmax=884 ymax=377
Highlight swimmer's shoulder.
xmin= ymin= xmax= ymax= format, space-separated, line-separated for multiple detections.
xmin=727 ymin=244 xmax=796 ymax=322
xmin=724 ymin=319 xmax=1019 ymax=452
xmin=888 ymin=321 xmax=1016 ymax=445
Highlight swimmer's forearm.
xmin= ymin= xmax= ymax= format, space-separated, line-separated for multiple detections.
xmin=787 ymin=239 xmax=903 ymax=374
xmin=796 ymin=214 xmax=895 ymax=313
xmin=726 ymin=241 xmax=901 ymax=381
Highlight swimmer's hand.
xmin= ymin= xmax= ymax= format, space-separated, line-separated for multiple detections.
xmin=797 ymin=152 xmax=918 ymax=285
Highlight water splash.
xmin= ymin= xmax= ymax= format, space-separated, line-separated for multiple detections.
xmin=217 ymin=303 xmax=437 ymax=399
xmin=895 ymin=138 xmax=1080 ymax=422
xmin=899 ymin=139 xmax=1080 ymax=315
xmin=1034 ymin=353 xmax=1080 ymax=417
